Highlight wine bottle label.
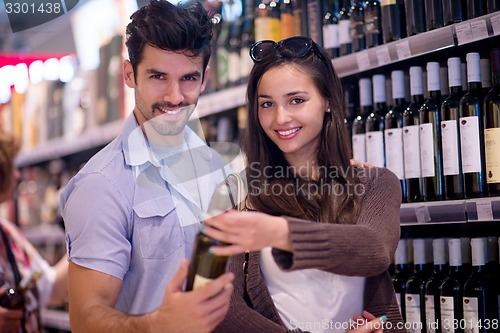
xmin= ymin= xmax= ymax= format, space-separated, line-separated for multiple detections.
xmin=441 ymin=120 xmax=460 ymax=176
xmin=403 ymin=125 xmax=422 ymax=179
xmin=366 ymin=131 xmax=385 ymax=168
xmin=395 ymin=292 xmax=402 ymax=307
xmin=485 ymin=128 xmax=500 ymax=183
xmin=440 ymin=296 xmax=456 ymax=333
xmin=420 ymin=123 xmax=436 ymax=177
xmin=459 ymin=116 xmax=482 ymax=173
xmin=323 ymin=24 xmax=339 ymax=49
xmin=425 ymin=295 xmax=436 ymax=333
xmin=281 ymin=13 xmax=295 ymax=39
xmin=255 ymin=17 xmax=270 ymax=41
xmin=364 ymin=11 xmax=380 ymax=35
xmin=385 ymin=128 xmax=405 ymax=179
xmin=380 ymin=0 xmax=396 ymax=6
xmin=338 ymin=19 xmax=352 ymax=44
xmin=463 ymin=297 xmax=480 ymax=333
xmin=193 ymin=274 xmax=213 ymax=290
xmin=405 ymin=294 xmax=423 ymax=333
xmin=352 ymin=133 xmax=366 ymax=163
xmin=267 ymin=17 xmax=282 ymax=42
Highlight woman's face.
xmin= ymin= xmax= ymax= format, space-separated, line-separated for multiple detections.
xmin=257 ymin=63 xmax=328 ymax=167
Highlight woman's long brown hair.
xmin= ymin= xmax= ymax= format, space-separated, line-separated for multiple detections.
xmin=243 ymin=43 xmax=361 ymax=224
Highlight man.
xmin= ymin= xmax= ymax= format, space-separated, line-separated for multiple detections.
xmin=60 ymin=2 xmax=234 ymax=332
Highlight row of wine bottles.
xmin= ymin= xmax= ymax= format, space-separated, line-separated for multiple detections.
xmin=392 ymin=237 xmax=500 ymax=333
xmin=350 ymin=48 xmax=500 ymax=202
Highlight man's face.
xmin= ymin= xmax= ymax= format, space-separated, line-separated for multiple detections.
xmin=124 ymin=44 xmax=208 ymax=144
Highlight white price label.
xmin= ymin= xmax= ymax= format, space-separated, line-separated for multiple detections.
xmin=415 ymin=205 xmax=431 ymax=223
xmin=470 ymin=19 xmax=489 ymax=41
xmin=396 ymin=40 xmax=411 ymax=60
xmin=475 ymin=200 xmax=493 ymax=221
xmin=376 ymin=46 xmax=391 ymax=65
xmin=356 ymin=51 xmax=371 ymax=71
xmin=491 ymin=13 xmax=500 ymax=35
xmin=455 ymin=22 xmax=473 ymax=45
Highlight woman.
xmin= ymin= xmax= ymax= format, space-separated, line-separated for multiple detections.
xmin=0 ymin=131 xmax=68 ymax=333
xmin=205 ymin=37 xmax=405 ymax=333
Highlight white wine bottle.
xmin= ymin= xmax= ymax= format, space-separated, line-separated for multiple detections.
xmin=185 ymin=179 xmax=235 ymax=291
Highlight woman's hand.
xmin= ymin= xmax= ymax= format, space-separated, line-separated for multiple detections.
xmin=348 ymin=311 xmax=385 ymax=333
xmin=202 ymin=210 xmax=292 ymax=255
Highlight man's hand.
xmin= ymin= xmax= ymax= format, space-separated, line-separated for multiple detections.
xmin=150 ymin=259 xmax=234 ymax=333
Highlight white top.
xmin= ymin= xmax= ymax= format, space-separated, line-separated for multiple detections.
xmin=260 ymin=247 xmax=365 ymax=333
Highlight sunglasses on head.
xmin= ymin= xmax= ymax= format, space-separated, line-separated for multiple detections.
xmin=249 ymin=36 xmax=324 ymax=63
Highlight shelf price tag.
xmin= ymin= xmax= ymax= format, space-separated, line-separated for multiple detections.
xmin=356 ymin=51 xmax=371 ymax=71
xmin=470 ymin=19 xmax=489 ymax=41
xmin=491 ymin=13 xmax=500 ymax=36
xmin=415 ymin=205 xmax=431 ymax=223
xmin=395 ymin=41 xmax=411 ymax=60
xmin=475 ymin=200 xmax=493 ymax=221
xmin=376 ymin=47 xmax=391 ymax=66
xmin=455 ymin=22 xmax=473 ymax=45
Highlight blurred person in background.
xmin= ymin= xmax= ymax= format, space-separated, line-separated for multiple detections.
xmin=0 ymin=131 xmax=68 ymax=333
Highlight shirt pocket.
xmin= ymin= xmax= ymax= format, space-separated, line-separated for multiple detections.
xmin=133 ymin=196 xmax=182 ymax=259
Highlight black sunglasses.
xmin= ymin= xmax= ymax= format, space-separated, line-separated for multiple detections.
xmin=249 ymin=36 xmax=324 ymax=63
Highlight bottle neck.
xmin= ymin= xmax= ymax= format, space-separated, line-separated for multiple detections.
xmin=429 ymin=89 xmax=441 ymax=101
xmin=449 ymin=85 xmax=463 ymax=97
xmin=492 ymin=72 xmax=500 ymax=88
xmin=468 ymin=81 xmax=482 ymax=94
xmin=393 ymin=98 xmax=406 ymax=108
xmin=411 ymin=94 xmax=425 ymax=104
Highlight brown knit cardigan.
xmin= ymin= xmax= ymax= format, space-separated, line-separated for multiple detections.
xmin=214 ymin=167 xmax=407 ymax=333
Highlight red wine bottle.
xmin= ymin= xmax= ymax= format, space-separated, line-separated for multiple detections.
xmin=366 ymin=74 xmax=387 ymax=168
xmin=440 ymin=57 xmax=464 ymax=200
xmin=363 ymin=0 xmax=383 ymax=48
xmin=459 ymin=52 xmax=487 ymax=198
xmin=443 ymin=0 xmax=466 ymax=25
xmin=425 ymin=239 xmax=449 ymax=333
xmin=380 ymin=0 xmax=405 ymax=43
xmin=352 ymin=78 xmax=373 ymax=163
xmin=425 ymin=0 xmax=444 ymax=30
xmin=339 ymin=0 xmax=353 ymax=56
xmin=393 ymin=239 xmax=412 ymax=322
xmin=405 ymin=0 xmax=426 ymax=36
xmin=419 ymin=62 xmax=443 ymax=201
xmin=404 ymin=66 xmax=424 ymax=202
xmin=484 ymin=48 xmax=500 ymax=196
xmin=349 ymin=0 xmax=366 ymax=52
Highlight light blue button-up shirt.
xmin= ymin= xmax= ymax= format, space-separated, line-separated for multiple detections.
xmin=60 ymin=113 xmax=230 ymax=314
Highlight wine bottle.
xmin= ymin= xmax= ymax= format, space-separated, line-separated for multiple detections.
xmin=420 ymin=62 xmax=443 ymax=201
xmin=380 ymin=0 xmax=405 ymax=43
xmin=459 ymin=52 xmax=487 ymax=198
xmin=240 ymin=0 xmax=255 ymax=84
xmin=440 ymin=239 xmax=466 ymax=333
xmin=484 ymin=48 xmax=500 ymax=196
xmin=440 ymin=66 xmax=449 ymax=99
xmin=344 ymin=82 xmax=358 ymax=147
xmin=460 ymin=237 xmax=473 ymax=279
xmin=352 ymin=78 xmax=372 ymax=163
xmin=404 ymin=67 xmax=425 ymax=202
xmin=322 ymin=0 xmax=340 ymax=59
xmin=185 ymin=184 xmax=233 ymax=291
xmin=307 ymin=0 xmax=323 ymax=44
xmin=385 ymin=70 xmax=407 ymax=202
xmin=216 ymin=10 xmax=230 ymax=90
xmin=393 ymin=239 xmax=413 ymax=322
xmin=364 ymin=0 xmax=382 ymax=48
xmin=466 ymin=0 xmax=486 ymax=19
xmin=227 ymin=1 xmax=243 ymax=88
xmin=487 ymin=0 xmax=500 ymax=12
xmin=255 ymin=0 xmax=282 ymax=42
xmin=405 ymin=0 xmax=426 ymax=36
xmin=281 ymin=0 xmax=295 ymax=39
xmin=0 ymin=270 xmax=42 ymax=310
xmin=339 ymin=0 xmax=352 ymax=56
xmin=442 ymin=0 xmax=466 ymax=25
xmin=425 ymin=0 xmax=444 ymax=31
xmin=292 ymin=0 xmax=308 ymax=36
xmin=463 ymin=238 xmax=499 ymax=333
xmin=440 ymin=57 xmax=464 ymax=200
xmin=485 ymin=236 xmax=499 ymax=282
xmin=425 ymin=239 xmax=449 ymax=333
xmin=366 ymin=74 xmax=387 ymax=168
xmin=349 ymin=0 xmax=365 ymax=52
xmin=406 ymin=239 xmax=434 ymax=333
xmin=480 ymin=58 xmax=492 ymax=97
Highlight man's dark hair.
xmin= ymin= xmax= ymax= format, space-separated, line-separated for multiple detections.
xmin=125 ymin=0 xmax=213 ymax=81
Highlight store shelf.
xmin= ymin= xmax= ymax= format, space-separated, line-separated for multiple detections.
xmin=194 ymin=84 xmax=247 ymax=119
xmin=15 ymin=120 xmax=123 ymax=168
xmin=332 ymin=11 xmax=500 ymax=78
xmin=400 ymin=196 xmax=500 ymax=225
xmin=41 ymin=308 xmax=70 ymax=332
